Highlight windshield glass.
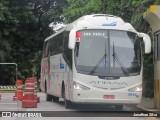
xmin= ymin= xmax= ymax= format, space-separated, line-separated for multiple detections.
xmin=75 ymin=29 xmax=141 ymax=77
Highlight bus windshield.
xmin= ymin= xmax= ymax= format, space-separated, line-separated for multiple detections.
xmin=75 ymin=29 xmax=141 ymax=77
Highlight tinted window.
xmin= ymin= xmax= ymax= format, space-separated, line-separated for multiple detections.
xmin=63 ymin=31 xmax=72 ymax=68
xmin=49 ymin=32 xmax=64 ymax=56
xmin=75 ymin=29 xmax=141 ymax=77
xmin=42 ymin=41 xmax=48 ymax=58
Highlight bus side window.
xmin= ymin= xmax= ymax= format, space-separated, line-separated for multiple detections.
xmin=43 ymin=41 xmax=48 ymax=58
xmin=57 ymin=34 xmax=64 ymax=53
xmin=63 ymin=32 xmax=72 ymax=69
xmin=49 ymin=33 xmax=64 ymax=56
xmin=49 ymin=37 xmax=57 ymax=56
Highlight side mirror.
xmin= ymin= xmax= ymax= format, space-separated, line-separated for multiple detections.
xmin=139 ymin=33 xmax=151 ymax=54
xmin=69 ymin=29 xmax=76 ymax=49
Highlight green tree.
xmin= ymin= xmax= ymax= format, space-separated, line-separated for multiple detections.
xmin=0 ymin=0 xmax=13 ymax=62
xmin=63 ymin=0 xmax=133 ymax=23
xmin=0 ymin=0 xmax=67 ymax=84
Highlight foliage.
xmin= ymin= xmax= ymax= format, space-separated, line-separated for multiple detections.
xmin=0 ymin=0 xmax=67 ymax=84
xmin=63 ymin=0 xmax=104 ymax=23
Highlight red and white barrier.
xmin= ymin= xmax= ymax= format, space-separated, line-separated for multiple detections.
xmin=22 ymin=78 xmax=37 ymax=108
xmin=13 ymin=80 xmax=23 ymax=101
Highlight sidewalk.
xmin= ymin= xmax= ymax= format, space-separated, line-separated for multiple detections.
xmin=136 ymin=98 xmax=160 ymax=115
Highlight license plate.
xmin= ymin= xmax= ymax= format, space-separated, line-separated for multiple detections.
xmin=103 ymin=95 xmax=115 ymax=99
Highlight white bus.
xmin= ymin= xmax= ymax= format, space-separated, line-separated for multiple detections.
xmin=40 ymin=14 xmax=151 ymax=109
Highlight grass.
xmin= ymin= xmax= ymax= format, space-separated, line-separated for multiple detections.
xmin=0 ymin=90 xmax=15 ymax=93
xmin=142 ymin=96 xmax=154 ymax=99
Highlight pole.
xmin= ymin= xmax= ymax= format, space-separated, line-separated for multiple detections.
xmin=0 ymin=63 xmax=19 ymax=111
xmin=143 ymin=5 xmax=160 ymax=110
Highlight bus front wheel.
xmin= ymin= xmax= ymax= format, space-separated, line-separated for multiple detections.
xmin=65 ymin=99 xmax=72 ymax=109
xmin=62 ymin=84 xmax=72 ymax=109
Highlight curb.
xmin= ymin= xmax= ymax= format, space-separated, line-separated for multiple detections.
xmin=136 ymin=104 xmax=160 ymax=114
xmin=136 ymin=104 xmax=160 ymax=119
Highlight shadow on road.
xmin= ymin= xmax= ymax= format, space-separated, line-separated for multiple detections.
xmin=51 ymin=100 xmax=124 ymax=111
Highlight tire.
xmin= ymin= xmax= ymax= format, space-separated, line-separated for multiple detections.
xmin=45 ymin=82 xmax=52 ymax=101
xmin=65 ymin=99 xmax=72 ymax=109
xmin=46 ymin=94 xmax=52 ymax=101
xmin=52 ymin=96 xmax=59 ymax=102
xmin=62 ymin=84 xmax=72 ymax=109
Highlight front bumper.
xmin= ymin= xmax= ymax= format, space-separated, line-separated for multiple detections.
xmin=71 ymin=90 xmax=141 ymax=105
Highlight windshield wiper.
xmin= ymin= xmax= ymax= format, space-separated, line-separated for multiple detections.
xmin=89 ymin=43 xmax=107 ymax=75
xmin=112 ymin=42 xmax=130 ymax=76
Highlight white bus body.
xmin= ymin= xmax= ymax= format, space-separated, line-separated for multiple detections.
xmin=40 ymin=14 xmax=151 ymax=109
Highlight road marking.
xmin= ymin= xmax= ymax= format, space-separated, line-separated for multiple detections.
xmin=0 ymin=103 xmax=17 ymax=105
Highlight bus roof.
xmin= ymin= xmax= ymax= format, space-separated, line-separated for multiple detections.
xmin=66 ymin=14 xmax=137 ymax=33
xmin=44 ymin=27 xmax=66 ymax=42
xmin=44 ymin=14 xmax=138 ymax=42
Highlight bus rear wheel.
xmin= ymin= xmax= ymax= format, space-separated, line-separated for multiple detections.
xmin=46 ymin=94 xmax=52 ymax=101
xmin=52 ymin=96 xmax=59 ymax=102
xmin=45 ymin=81 xmax=52 ymax=101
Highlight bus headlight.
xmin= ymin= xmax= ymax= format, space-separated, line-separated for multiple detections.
xmin=73 ymin=82 xmax=90 ymax=90
xmin=128 ymin=84 xmax=142 ymax=92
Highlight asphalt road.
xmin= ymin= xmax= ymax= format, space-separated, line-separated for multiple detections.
xmin=0 ymin=92 xmax=157 ymax=120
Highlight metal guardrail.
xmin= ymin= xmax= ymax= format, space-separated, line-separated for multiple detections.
xmin=0 ymin=86 xmax=16 ymax=91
